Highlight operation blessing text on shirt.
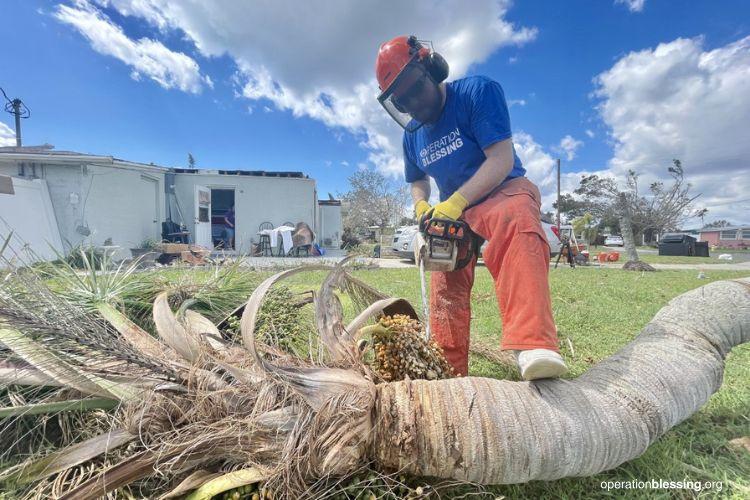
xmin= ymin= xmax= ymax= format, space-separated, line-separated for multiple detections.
xmin=419 ymin=127 xmax=464 ymax=167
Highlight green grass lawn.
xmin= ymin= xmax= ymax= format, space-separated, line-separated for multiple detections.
xmin=285 ymin=266 xmax=750 ymax=499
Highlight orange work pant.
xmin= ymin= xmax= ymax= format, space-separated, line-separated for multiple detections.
xmin=429 ymin=177 xmax=559 ymax=376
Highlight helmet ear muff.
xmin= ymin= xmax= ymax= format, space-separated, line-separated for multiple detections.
xmin=426 ymin=51 xmax=449 ymax=83
xmin=407 ymin=36 xmax=449 ymax=83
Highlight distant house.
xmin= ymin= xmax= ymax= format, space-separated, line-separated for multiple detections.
xmin=698 ymin=226 xmax=750 ymax=249
xmin=0 ymin=145 xmax=342 ymax=261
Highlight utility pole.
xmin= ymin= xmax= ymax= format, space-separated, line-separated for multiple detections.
xmin=12 ymin=99 xmax=22 ymax=147
xmin=556 ymin=158 xmax=561 ymax=231
xmin=1 ymin=87 xmax=30 ymax=147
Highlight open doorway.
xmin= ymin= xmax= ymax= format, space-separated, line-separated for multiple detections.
xmin=211 ymin=188 xmax=236 ymax=250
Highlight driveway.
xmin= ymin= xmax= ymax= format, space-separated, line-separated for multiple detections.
xmin=233 ymin=249 xmax=750 ymax=273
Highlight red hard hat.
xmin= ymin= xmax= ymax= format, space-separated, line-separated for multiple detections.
xmin=376 ymin=35 xmax=430 ymax=92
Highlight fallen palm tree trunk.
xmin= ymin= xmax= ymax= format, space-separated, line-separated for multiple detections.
xmin=373 ymin=279 xmax=749 ymax=482
xmin=373 ymin=280 xmax=750 ymax=482
xmin=239 ymin=271 xmax=750 ymax=488
xmin=0 ymin=260 xmax=747 ymax=498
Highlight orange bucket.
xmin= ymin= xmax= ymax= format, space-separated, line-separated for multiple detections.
xmin=598 ymin=252 xmax=609 ymax=263
xmin=607 ymin=251 xmax=620 ymax=262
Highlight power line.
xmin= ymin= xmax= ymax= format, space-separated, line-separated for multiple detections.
xmin=698 ymin=197 xmax=750 ymax=208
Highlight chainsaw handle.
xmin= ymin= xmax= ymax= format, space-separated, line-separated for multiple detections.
xmin=419 ymin=217 xmax=469 ymax=240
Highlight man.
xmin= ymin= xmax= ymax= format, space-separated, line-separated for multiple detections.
xmin=223 ymin=205 xmax=235 ymax=249
xmin=375 ymin=35 xmax=567 ymax=380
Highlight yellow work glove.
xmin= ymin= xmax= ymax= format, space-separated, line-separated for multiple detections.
xmin=430 ymin=191 xmax=469 ymax=221
xmin=414 ymin=199 xmax=432 ymax=220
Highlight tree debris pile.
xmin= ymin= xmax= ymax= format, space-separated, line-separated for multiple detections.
xmin=371 ymin=314 xmax=453 ymax=382
xmin=0 ymin=250 xmax=747 ymax=499
xmin=622 ymin=260 xmax=657 ymax=272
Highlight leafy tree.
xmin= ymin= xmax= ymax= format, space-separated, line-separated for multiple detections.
xmin=553 ymin=193 xmax=588 ymax=220
xmin=572 ymin=213 xmax=598 ymax=246
xmin=188 ymin=153 xmax=196 ymax=168
xmin=703 ymin=219 xmax=731 ymax=228
xmin=693 ymin=208 xmax=709 ymax=228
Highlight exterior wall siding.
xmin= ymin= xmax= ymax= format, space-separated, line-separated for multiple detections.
xmin=0 ymin=164 xmax=17 ymax=177
xmin=317 ymin=204 xmax=342 ymax=248
xmin=701 ymin=231 xmax=720 ymax=246
xmin=0 ymin=160 xmax=165 ymax=260
xmin=173 ymin=173 xmax=317 ymax=252
xmin=82 ymin=164 xmax=164 ymax=257
xmin=0 ymin=177 xmax=63 ymax=263
xmin=698 ymin=230 xmax=750 ymax=248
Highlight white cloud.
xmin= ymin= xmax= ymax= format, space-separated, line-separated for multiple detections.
xmin=53 ymin=1 xmax=210 ymax=93
xmin=513 ymin=131 xmax=594 ymax=214
xmin=508 ymin=99 xmax=526 ymax=107
xmin=0 ymin=122 xmax=16 ymax=147
xmin=585 ymin=129 xmax=595 ymax=138
xmin=514 ymin=131 xmax=556 ymax=189
xmin=555 ymin=135 xmax=584 ymax=161
xmin=79 ymin=0 xmax=537 ymax=179
xmin=594 ymin=35 xmax=750 ymax=224
xmin=508 ymin=56 xmax=518 ymax=64
xmin=340 ymin=161 xmax=350 ymax=167
xmin=615 ymin=0 xmax=646 ymax=13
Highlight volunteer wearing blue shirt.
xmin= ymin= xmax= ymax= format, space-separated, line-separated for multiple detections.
xmin=375 ymin=35 xmax=567 ymax=380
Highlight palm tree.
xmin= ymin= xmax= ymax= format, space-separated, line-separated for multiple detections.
xmin=694 ymin=208 xmax=709 ymax=228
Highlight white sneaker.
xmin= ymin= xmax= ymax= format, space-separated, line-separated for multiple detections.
xmin=515 ymin=349 xmax=568 ymax=380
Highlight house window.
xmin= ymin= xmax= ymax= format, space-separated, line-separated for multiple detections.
xmin=742 ymin=229 xmax=750 ymax=240
xmin=720 ymin=230 xmax=737 ymax=240
xmin=198 ymin=207 xmax=209 ymax=223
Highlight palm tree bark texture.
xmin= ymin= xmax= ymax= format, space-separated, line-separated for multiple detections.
xmin=372 ymin=278 xmax=750 ymax=483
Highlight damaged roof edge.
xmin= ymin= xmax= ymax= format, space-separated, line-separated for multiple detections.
xmin=0 ymin=150 xmax=308 ymax=179
xmin=171 ymin=168 xmax=307 ymax=178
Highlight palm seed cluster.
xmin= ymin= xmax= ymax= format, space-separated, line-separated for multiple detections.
xmin=372 ymin=314 xmax=453 ymax=381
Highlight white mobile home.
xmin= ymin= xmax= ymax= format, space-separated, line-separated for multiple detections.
xmin=0 ymin=145 xmax=341 ymax=261
xmin=170 ymin=168 xmax=318 ymax=252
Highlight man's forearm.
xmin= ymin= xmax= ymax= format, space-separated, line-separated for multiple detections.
xmin=411 ymin=178 xmax=431 ymax=204
xmin=456 ymin=138 xmax=514 ymax=205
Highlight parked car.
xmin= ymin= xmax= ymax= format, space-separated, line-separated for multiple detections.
xmin=392 ymin=221 xmax=562 ymax=261
xmin=392 ymin=225 xmax=419 ymax=259
xmin=604 ymin=235 xmax=624 ymax=246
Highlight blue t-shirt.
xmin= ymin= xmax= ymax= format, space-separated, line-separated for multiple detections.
xmin=403 ymin=75 xmax=525 ymax=201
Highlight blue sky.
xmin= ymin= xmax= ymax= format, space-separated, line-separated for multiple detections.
xmin=1 ymin=0 xmax=749 ymax=222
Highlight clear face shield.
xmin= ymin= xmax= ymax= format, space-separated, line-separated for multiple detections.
xmin=377 ymin=63 xmax=430 ymax=133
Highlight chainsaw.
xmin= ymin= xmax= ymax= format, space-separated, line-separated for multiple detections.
xmin=414 ymin=217 xmax=480 ymax=340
